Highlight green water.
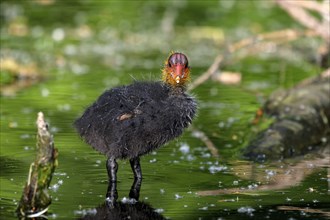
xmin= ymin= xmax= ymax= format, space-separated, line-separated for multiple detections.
xmin=1 ymin=1 xmax=329 ymax=219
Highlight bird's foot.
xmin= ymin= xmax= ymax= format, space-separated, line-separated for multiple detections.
xmin=122 ymin=196 xmax=138 ymax=204
xmin=105 ymin=196 xmax=117 ymax=209
xmin=129 ymin=187 xmax=140 ymax=201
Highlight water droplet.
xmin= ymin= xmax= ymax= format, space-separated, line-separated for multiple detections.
xmin=199 ymin=206 xmax=208 ymax=210
xmin=41 ymin=88 xmax=50 ymax=97
xmin=9 ymin=121 xmax=18 ymax=128
xmin=179 ymin=143 xmax=190 ymax=154
xmin=208 ymin=165 xmax=227 ymax=174
xmin=52 ymin=28 xmax=65 ymax=41
xmin=155 ymin=208 xmax=164 ymax=213
xmin=149 ymin=158 xmax=157 ymax=163
xmin=175 ymin=193 xmax=183 ymax=199
xmin=237 ymin=206 xmax=255 ymax=215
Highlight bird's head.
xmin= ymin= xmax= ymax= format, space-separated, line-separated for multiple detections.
xmin=162 ymin=52 xmax=190 ymax=87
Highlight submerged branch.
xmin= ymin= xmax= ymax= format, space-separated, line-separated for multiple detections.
xmin=190 ymin=127 xmax=219 ymax=158
xmin=16 ymin=112 xmax=58 ymax=217
xmin=197 ymin=150 xmax=329 ymax=196
xmin=277 ymin=206 xmax=330 ymax=217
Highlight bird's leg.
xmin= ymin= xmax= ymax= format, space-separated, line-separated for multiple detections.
xmin=130 ymin=157 xmax=142 ymax=179
xmin=106 ymin=157 xmax=118 ymax=207
xmin=129 ymin=157 xmax=142 ymax=201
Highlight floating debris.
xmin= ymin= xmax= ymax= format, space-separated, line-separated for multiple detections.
xmin=174 ymin=194 xmax=183 ymax=199
xmin=237 ymin=206 xmax=255 ymax=215
xmin=208 ymin=165 xmax=227 ymax=174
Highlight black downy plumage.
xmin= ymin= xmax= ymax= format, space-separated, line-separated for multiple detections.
xmin=74 ymin=52 xmax=197 ymax=205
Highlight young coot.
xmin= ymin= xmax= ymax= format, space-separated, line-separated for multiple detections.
xmin=74 ymin=52 xmax=197 ymax=204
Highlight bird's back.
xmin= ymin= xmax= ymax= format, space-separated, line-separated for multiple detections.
xmin=74 ymin=81 xmax=196 ymax=159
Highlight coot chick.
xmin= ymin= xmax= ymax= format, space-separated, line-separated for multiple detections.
xmin=74 ymin=52 xmax=197 ymax=204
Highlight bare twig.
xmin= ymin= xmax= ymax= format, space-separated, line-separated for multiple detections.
xmin=229 ymin=29 xmax=317 ymax=53
xmin=275 ymin=0 xmax=330 ymax=43
xmin=297 ymin=67 xmax=330 ymax=87
xmin=189 ymin=28 xmax=319 ymax=91
xmin=191 ymin=127 xmax=219 ymax=158
xmin=322 ymin=67 xmax=330 ymax=77
xmin=188 ymin=54 xmax=224 ymax=91
xmin=189 ymin=0 xmax=329 ymax=91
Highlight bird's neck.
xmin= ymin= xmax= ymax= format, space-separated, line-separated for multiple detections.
xmin=166 ymin=83 xmax=186 ymax=96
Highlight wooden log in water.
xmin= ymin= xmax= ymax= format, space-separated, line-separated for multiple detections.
xmin=16 ymin=112 xmax=58 ymax=217
xmin=244 ymin=70 xmax=330 ymax=161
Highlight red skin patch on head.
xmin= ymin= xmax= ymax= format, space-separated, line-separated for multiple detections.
xmin=168 ymin=53 xmax=188 ymax=67
xmin=163 ymin=53 xmax=190 ymax=86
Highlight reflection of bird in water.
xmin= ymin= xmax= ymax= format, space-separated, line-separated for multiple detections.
xmin=77 ymin=201 xmax=166 ymax=220
xmin=74 ymin=52 xmax=197 ymax=204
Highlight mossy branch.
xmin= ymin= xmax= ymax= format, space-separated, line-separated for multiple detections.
xmin=17 ymin=112 xmax=58 ymax=218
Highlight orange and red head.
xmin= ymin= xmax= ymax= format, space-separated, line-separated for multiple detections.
xmin=162 ymin=52 xmax=190 ymax=87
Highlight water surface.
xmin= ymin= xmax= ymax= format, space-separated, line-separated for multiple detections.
xmin=1 ymin=1 xmax=329 ymax=219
